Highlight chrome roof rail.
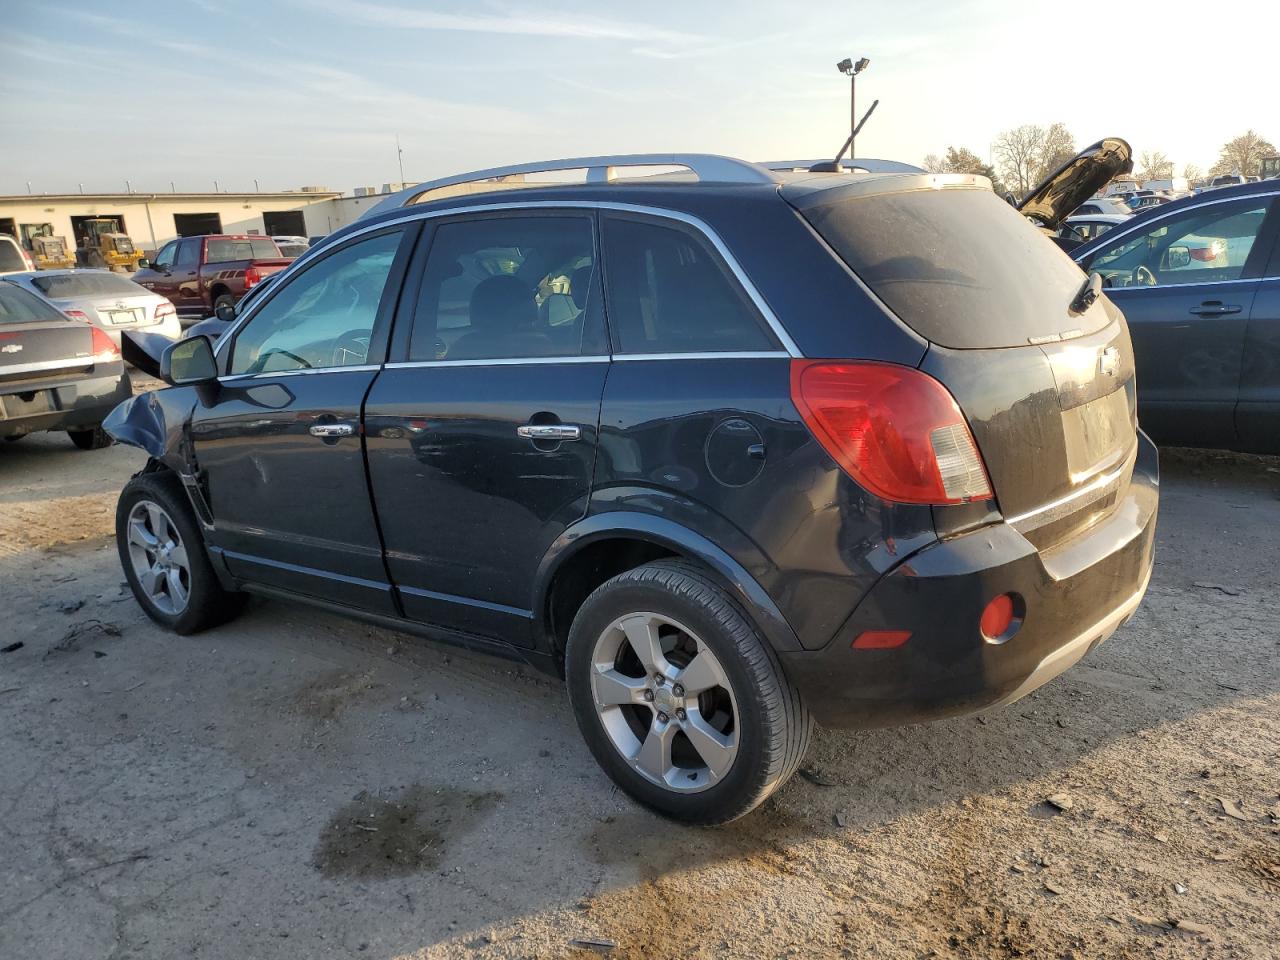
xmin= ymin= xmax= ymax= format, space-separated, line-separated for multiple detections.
xmin=364 ymin=154 xmax=777 ymax=218
xmin=759 ymin=158 xmax=925 ymax=174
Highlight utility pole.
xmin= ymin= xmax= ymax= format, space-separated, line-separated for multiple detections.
xmin=396 ymin=134 xmax=405 ymax=185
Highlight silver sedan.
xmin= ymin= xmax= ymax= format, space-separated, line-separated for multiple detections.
xmin=4 ymin=269 xmax=182 ymax=346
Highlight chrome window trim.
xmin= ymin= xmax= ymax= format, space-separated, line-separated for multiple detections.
xmin=611 ymin=351 xmax=790 ymax=361
xmin=1077 ymin=189 xmax=1278 ymax=267
xmin=217 ymin=363 xmax=381 ymax=383
xmin=1103 ymin=276 xmax=1263 ymax=291
xmin=385 ymin=355 xmax=610 ymax=370
xmin=216 ymin=200 xmax=804 ymax=361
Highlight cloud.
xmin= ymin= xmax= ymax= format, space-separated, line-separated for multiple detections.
xmin=301 ymin=0 xmax=705 ymax=46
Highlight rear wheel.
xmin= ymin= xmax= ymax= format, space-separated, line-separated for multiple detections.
xmin=565 ymin=560 xmax=812 ymax=824
xmin=68 ymin=426 xmax=111 ymax=450
xmin=116 ymin=472 xmax=245 ymax=634
xmin=212 ymin=292 xmax=236 ymax=315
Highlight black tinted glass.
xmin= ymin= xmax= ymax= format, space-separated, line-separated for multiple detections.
xmin=601 ymin=218 xmax=776 ymax=354
xmin=409 ymin=216 xmax=597 ymax=362
xmin=0 ymin=282 xmax=67 ymax=323
xmin=0 ymin=242 xmax=25 ymax=272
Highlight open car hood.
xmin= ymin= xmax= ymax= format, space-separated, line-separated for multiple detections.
xmin=1018 ymin=137 xmax=1133 ymax=230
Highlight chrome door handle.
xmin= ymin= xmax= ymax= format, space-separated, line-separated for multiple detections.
xmin=309 ymin=423 xmax=356 ymax=438
xmin=1189 ymin=302 xmax=1242 ymax=316
xmin=517 ymin=424 xmax=581 ymax=442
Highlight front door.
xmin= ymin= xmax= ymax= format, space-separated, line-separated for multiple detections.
xmin=137 ymin=240 xmax=180 ymax=302
xmin=364 ymin=212 xmax=608 ymax=644
xmin=170 ymin=238 xmax=204 ymax=315
xmin=1080 ymin=196 xmax=1276 ymax=446
xmin=192 ymin=224 xmax=415 ymax=612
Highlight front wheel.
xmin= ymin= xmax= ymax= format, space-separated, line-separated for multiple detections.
xmin=565 ymin=560 xmax=812 ymax=824
xmin=116 ymin=472 xmax=246 ymax=634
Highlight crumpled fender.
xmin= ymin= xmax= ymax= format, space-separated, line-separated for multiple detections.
xmin=102 ymin=385 xmax=196 ymax=469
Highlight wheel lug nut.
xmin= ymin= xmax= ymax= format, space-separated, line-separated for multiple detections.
xmin=676 ymin=708 xmax=687 ymax=721
xmin=657 ymin=712 xmax=669 ymax=724
xmin=672 ymin=684 xmax=684 ymax=697
xmin=653 ymin=674 xmax=664 ymax=685
xmin=642 ymin=689 xmax=654 ymax=702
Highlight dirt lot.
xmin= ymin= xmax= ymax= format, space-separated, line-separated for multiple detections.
xmin=2 ymin=396 xmax=1278 ymax=959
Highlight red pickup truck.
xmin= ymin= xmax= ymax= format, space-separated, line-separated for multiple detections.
xmin=134 ymin=235 xmax=292 ymax=321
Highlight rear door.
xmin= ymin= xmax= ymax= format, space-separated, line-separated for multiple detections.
xmin=363 ymin=211 xmax=608 ymax=644
xmin=192 ymin=224 xmax=416 ymax=611
xmin=1077 ymin=195 xmax=1276 ymax=446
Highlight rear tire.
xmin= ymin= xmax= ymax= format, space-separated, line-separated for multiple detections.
xmin=116 ymin=471 xmax=246 ymax=635
xmin=212 ymin=292 xmax=236 ymax=315
xmin=68 ymin=426 xmax=111 ymax=450
xmin=565 ymin=559 xmax=812 ymax=824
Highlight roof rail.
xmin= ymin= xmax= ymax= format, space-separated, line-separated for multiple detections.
xmin=364 ymin=154 xmax=776 ymax=218
xmin=759 ymin=158 xmax=925 ymax=175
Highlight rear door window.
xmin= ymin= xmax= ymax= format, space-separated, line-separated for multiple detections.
xmin=408 ymin=215 xmax=601 ymax=362
xmin=600 ymin=216 xmax=778 ymax=354
xmin=789 ymin=184 xmax=1103 ymax=350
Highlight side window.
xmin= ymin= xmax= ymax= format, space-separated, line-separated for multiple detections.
xmin=153 ymin=241 xmax=177 ymax=270
xmin=1086 ymin=200 xmax=1270 ymax=288
xmin=601 ymin=217 xmax=778 ymax=354
xmin=207 ymin=238 xmax=254 ymax=263
xmin=228 ymin=229 xmax=403 ymax=375
xmin=408 ymin=216 xmax=597 ymax=361
xmin=175 ymin=239 xmax=199 ymax=268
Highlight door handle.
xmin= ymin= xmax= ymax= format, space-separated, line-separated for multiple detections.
xmin=1189 ymin=301 xmax=1242 ymax=316
xmin=309 ymin=423 xmax=356 ymax=438
xmin=517 ymin=424 xmax=581 ymax=442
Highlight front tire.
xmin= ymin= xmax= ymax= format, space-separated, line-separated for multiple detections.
xmin=68 ymin=426 xmax=111 ymax=450
xmin=212 ymin=292 xmax=236 ymax=315
xmin=565 ymin=560 xmax=812 ymax=824
xmin=116 ymin=472 xmax=246 ymax=634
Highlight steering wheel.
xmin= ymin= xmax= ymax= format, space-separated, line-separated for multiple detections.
xmin=330 ymin=329 xmax=371 ymax=367
xmin=1132 ymin=265 xmax=1158 ymax=287
xmin=251 ymin=347 xmax=312 ymax=373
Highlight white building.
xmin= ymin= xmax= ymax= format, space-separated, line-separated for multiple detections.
xmin=0 ymin=187 xmax=394 ymax=258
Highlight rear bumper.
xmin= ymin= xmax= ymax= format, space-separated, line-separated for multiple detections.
xmin=0 ymin=368 xmax=132 ymax=437
xmin=779 ymin=431 xmax=1159 ymax=728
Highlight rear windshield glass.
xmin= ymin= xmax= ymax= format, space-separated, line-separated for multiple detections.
xmin=207 ymin=238 xmax=279 ymax=263
xmin=32 ymin=272 xmax=143 ymax=298
xmin=795 ymin=186 xmax=1106 ymax=349
xmin=0 ymin=281 xmax=67 ymax=324
xmin=0 ymin=241 xmax=25 ymax=272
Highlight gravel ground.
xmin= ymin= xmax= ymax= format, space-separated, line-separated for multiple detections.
xmin=1 ymin=401 xmax=1278 ymax=959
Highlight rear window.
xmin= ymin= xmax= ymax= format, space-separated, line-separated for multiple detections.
xmin=32 ymin=272 xmax=143 ymax=298
xmin=206 ymin=238 xmax=280 ymax=263
xmin=794 ymin=185 xmax=1105 ymax=349
xmin=0 ymin=239 xmax=25 ymax=272
xmin=0 ymin=282 xmax=67 ymax=324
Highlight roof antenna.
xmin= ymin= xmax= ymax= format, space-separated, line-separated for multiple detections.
xmin=810 ymin=99 xmax=880 ymax=173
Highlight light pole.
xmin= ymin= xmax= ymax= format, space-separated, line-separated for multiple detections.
xmin=836 ymin=57 xmax=870 ymax=161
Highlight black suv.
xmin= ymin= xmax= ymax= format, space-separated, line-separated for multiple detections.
xmin=106 ymin=154 xmax=1159 ymax=824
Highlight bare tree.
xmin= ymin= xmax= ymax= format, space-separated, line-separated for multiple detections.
xmin=922 ymin=153 xmax=946 ymax=174
xmin=1210 ymin=130 xmax=1277 ymax=177
xmin=1036 ymin=123 xmax=1076 ymax=181
xmin=993 ymin=125 xmax=1043 ymax=196
xmin=1138 ymin=150 xmax=1175 ymax=182
xmin=1182 ymin=163 xmax=1203 ymax=182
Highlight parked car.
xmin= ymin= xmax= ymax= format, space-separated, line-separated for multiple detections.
xmin=1073 ymin=177 xmax=1280 ymax=452
xmin=1060 ymin=213 xmax=1129 ymax=245
xmin=271 ymin=235 xmax=309 ymax=247
xmin=1210 ymin=174 xmax=1247 ymax=190
xmin=1129 ymin=194 xmax=1171 ymax=211
xmin=276 ymin=242 xmax=308 ymax=259
xmin=105 ymin=152 xmax=1158 ymax=824
xmin=3 ymin=270 xmax=181 ymax=347
xmin=1 ymin=278 xmax=131 ymax=448
xmin=1073 ymin=198 xmax=1132 ymax=217
xmin=133 ymin=235 xmax=292 ymax=323
xmin=0 ymin=234 xmax=35 ymax=275
xmin=1016 ymin=137 xmax=1136 ymax=252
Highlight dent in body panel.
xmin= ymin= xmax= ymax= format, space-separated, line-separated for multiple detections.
xmin=102 ymin=386 xmax=198 ymax=472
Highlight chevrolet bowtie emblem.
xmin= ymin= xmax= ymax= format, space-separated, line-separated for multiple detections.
xmin=1 ymin=343 xmax=22 ymax=353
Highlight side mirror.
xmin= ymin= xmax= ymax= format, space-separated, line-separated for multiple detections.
xmin=1165 ymin=245 xmax=1191 ymax=270
xmin=161 ymin=335 xmax=217 ymax=386
xmin=214 ymin=300 xmax=236 ymax=322
xmin=137 ymin=258 xmax=150 ymax=269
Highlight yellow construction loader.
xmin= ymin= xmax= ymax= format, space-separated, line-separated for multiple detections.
xmin=75 ymin=219 xmax=143 ymax=272
xmin=30 ymin=234 xmax=76 ymax=270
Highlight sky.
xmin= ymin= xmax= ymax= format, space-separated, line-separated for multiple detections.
xmin=1 ymin=0 xmax=1273 ymax=196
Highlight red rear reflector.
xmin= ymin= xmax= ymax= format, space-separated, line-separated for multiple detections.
xmin=790 ymin=360 xmax=992 ymax=505
xmin=852 ymin=630 xmax=911 ymax=650
xmin=89 ymin=325 xmax=120 ymax=361
xmin=980 ymin=594 xmax=1016 ymax=640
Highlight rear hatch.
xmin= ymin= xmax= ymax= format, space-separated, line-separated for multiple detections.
xmin=30 ymin=272 xmax=161 ymax=327
xmin=0 ymin=281 xmax=100 ymax=389
xmin=787 ymin=176 xmax=1138 ymax=550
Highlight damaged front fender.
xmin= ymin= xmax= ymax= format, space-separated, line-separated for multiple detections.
xmin=103 ymin=385 xmax=197 ymax=467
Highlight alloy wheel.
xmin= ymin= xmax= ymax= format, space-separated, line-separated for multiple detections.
xmin=125 ymin=499 xmax=191 ymax=615
xmin=589 ymin=612 xmax=739 ymax=793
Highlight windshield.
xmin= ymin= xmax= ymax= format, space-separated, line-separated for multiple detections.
xmin=32 ymin=272 xmax=144 ymax=298
xmin=793 ymin=185 xmax=1105 ymax=349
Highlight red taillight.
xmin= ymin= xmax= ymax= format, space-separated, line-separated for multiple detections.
xmin=64 ymin=309 xmax=91 ymax=322
xmin=90 ymin=325 xmax=120 ymax=362
xmin=790 ymin=360 xmax=993 ymax=505
xmin=245 ymin=266 xmax=262 ymax=288
xmin=852 ymin=630 xmax=911 ymax=650
xmin=22 ymin=250 xmax=35 ymax=271
xmin=155 ymin=301 xmax=176 ymax=320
